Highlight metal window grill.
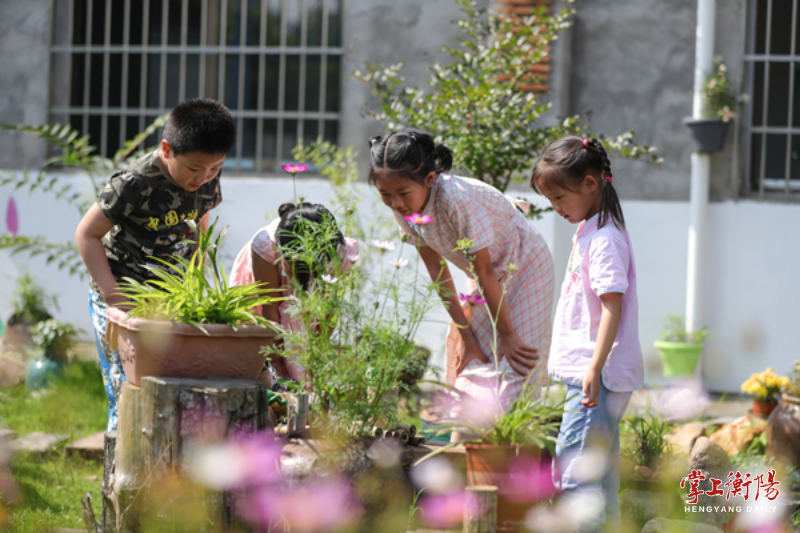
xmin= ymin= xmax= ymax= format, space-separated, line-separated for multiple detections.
xmin=49 ymin=0 xmax=343 ymax=172
xmin=745 ymin=0 xmax=800 ymax=197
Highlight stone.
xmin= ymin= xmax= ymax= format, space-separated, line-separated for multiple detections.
xmin=620 ymin=488 xmax=677 ymax=530
xmin=0 ymin=429 xmax=17 ymax=443
xmin=666 ymin=422 xmax=706 ymax=456
xmin=709 ymin=415 xmax=767 ymax=457
xmin=6 ymin=432 xmax=69 ymax=454
xmin=687 ymin=437 xmax=736 ymax=529
xmin=642 ymin=517 xmax=723 ymax=533
xmin=66 ymin=431 xmax=106 ymax=461
xmin=0 ymin=354 xmax=27 ymax=387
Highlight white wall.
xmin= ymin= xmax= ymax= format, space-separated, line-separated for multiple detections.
xmin=1 ymin=173 xmax=797 ymax=392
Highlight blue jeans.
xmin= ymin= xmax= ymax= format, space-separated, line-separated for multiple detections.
xmin=553 ymin=380 xmax=632 ymax=533
xmin=89 ymin=289 xmax=126 ymax=431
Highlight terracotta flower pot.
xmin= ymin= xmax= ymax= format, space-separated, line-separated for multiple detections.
xmin=465 ymin=444 xmax=548 ymax=533
xmin=106 ymin=307 xmax=277 ymax=386
xmin=766 ymin=394 xmax=800 ymax=470
xmin=752 ymin=399 xmax=778 ymax=418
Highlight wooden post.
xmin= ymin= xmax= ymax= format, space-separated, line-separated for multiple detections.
xmin=102 ymin=431 xmax=116 ymax=532
xmin=104 ymin=376 xmax=271 ymax=533
xmin=464 ymin=485 xmax=498 ymax=533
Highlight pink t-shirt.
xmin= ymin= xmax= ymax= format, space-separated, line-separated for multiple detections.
xmin=548 ymin=214 xmax=644 ymax=392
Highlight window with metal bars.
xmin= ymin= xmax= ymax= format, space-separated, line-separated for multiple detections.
xmin=49 ymin=0 xmax=343 ymax=173
xmin=746 ymin=0 xmax=800 ymax=198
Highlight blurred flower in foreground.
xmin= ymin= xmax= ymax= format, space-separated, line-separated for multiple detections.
xmin=405 ymin=213 xmax=435 ymax=225
xmin=419 ymin=490 xmax=478 ymax=529
xmin=190 ymin=432 xmax=283 ymax=490
xmin=459 ymin=293 xmax=487 ymax=306
xmin=526 ymin=489 xmax=604 ymax=533
xmin=371 ymin=240 xmax=396 ymax=252
xmin=389 ymin=258 xmax=409 ymax=269
xmin=654 ymin=379 xmax=710 ymax=422
xmin=321 ymin=274 xmax=338 ymax=285
xmin=410 ymin=456 xmax=463 ymax=495
xmin=443 ymin=387 xmax=503 ymax=432
xmin=239 ymin=476 xmax=361 ymax=533
xmin=505 ymin=455 xmax=559 ymax=503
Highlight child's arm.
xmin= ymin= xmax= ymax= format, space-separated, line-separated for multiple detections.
xmin=418 ymin=246 xmax=489 ymax=374
xmin=471 ymin=248 xmax=538 ymax=376
xmin=582 ymin=292 xmax=623 ymax=408
xmin=75 ymin=204 xmax=129 ymax=308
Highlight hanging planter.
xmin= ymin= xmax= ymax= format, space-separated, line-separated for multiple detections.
xmin=683 ymin=117 xmax=731 ymax=153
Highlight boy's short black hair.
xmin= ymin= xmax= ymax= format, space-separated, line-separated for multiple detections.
xmin=162 ymin=98 xmax=236 ymax=155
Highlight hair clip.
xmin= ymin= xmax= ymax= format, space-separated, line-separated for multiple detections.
xmin=583 ymin=139 xmax=590 ymax=148
xmin=410 ymin=134 xmax=417 ymax=141
xmin=369 ymin=137 xmax=380 ymax=146
xmin=605 ymin=175 xmax=613 ymax=183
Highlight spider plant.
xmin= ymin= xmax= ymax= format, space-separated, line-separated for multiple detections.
xmin=118 ymin=217 xmax=282 ymax=332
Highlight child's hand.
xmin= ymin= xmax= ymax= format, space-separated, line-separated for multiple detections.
xmin=497 ymin=332 xmax=538 ymax=376
xmin=456 ymin=332 xmax=490 ymax=375
xmin=581 ymin=367 xmax=601 ymax=408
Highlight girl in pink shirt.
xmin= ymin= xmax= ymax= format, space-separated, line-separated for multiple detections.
xmin=368 ymin=131 xmax=554 ymax=411
xmin=532 ymin=137 xmax=643 ymax=532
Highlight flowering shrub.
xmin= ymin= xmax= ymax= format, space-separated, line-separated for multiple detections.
xmin=787 ymin=360 xmax=800 ymax=398
xmin=702 ymin=56 xmax=747 ymax=123
xmin=741 ymin=367 xmax=789 ymax=403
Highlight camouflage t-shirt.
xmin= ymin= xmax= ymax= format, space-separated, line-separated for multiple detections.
xmin=97 ymin=150 xmax=222 ymax=284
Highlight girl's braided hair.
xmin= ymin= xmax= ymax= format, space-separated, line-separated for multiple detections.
xmin=531 ymin=136 xmax=625 ymax=229
xmin=367 ymin=131 xmax=453 ymax=185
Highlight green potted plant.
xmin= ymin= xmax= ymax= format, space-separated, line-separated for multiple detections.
xmin=621 ymin=415 xmax=673 ymax=487
xmin=109 ymin=217 xmax=281 ymax=386
xmin=25 ymin=319 xmax=79 ymax=390
xmin=740 ymin=367 xmax=788 ymax=417
xmin=684 ymin=56 xmax=746 ymax=152
xmin=654 ymin=314 xmax=708 ymax=377
xmin=3 ymin=274 xmax=54 ymax=358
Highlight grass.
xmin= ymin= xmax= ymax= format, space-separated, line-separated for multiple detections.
xmin=0 ymin=360 xmax=107 ymax=533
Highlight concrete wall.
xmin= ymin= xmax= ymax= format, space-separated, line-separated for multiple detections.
xmin=2 ymin=174 xmax=798 ymax=393
xmin=0 ymin=0 xmax=53 ymax=170
xmin=567 ymin=0 xmax=747 ymax=201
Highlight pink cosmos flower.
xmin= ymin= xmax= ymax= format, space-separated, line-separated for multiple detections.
xmin=405 ymin=213 xmax=435 ymax=225
xmin=459 ymin=293 xmax=488 ymax=306
xmin=371 ymin=239 xmax=396 ymax=252
xmin=191 ymin=432 xmax=283 ymax=491
xmin=420 ymin=490 xmax=479 ymax=529
xmin=238 ymin=476 xmax=361 ymax=532
xmin=504 ymin=455 xmax=559 ymax=503
xmin=281 ymin=163 xmax=309 ymax=174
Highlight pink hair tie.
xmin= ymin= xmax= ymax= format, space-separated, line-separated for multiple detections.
xmin=605 ymin=176 xmax=613 ymax=183
xmin=583 ymin=139 xmax=590 ymax=148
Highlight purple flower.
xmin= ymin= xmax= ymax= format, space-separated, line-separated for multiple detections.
xmin=238 ymin=476 xmax=361 ymax=532
xmin=281 ymin=163 xmax=309 ymax=174
xmin=504 ymin=455 xmax=559 ymax=503
xmin=459 ymin=293 xmax=488 ymax=306
xmin=420 ymin=490 xmax=479 ymax=529
xmin=191 ymin=432 xmax=283 ymax=490
xmin=405 ymin=213 xmax=435 ymax=225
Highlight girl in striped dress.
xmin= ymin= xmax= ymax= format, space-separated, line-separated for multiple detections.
xmin=368 ymin=131 xmax=554 ymax=410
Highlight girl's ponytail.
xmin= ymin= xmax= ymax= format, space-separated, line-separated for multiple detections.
xmin=589 ymin=139 xmax=625 ymax=229
xmin=433 ymin=142 xmax=453 ymax=173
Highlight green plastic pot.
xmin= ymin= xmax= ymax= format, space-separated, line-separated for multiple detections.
xmin=654 ymin=340 xmax=704 ymax=377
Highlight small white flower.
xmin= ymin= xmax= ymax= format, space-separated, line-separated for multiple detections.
xmin=371 ymin=240 xmax=396 ymax=252
xmin=321 ymin=274 xmax=338 ymax=284
xmin=389 ymin=258 xmax=408 ymax=269
xmin=346 ymin=253 xmax=359 ymax=262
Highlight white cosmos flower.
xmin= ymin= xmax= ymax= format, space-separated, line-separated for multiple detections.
xmin=321 ymin=274 xmax=338 ymax=284
xmin=371 ymin=240 xmax=396 ymax=252
xmin=389 ymin=258 xmax=409 ymax=269
xmin=346 ymin=253 xmax=359 ymax=262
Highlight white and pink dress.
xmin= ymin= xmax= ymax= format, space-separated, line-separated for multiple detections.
xmin=229 ymin=217 xmax=359 ymax=380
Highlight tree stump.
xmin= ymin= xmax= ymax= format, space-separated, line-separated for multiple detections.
xmin=104 ymin=376 xmax=270 ymax=533
xmin=464 ymin=485 xmax=498 ymax=533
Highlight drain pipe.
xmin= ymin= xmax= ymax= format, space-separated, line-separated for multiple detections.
xmin=686 ymin=0 xmax=715 ymax=335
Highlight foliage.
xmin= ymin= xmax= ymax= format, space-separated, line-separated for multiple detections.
xmin=118 ymin=217 xmax=282 ymax=331
xmin=702 ymin=56 xmax=747 ymax=123
xmin=7 ymin=274 xmax=53 ymax=325
xmin=740 ymin=367 xmax=788 ymax=403
xmin=0 ymin=361 xmax=106 ymax=532
xmin=268 ymin=212 xmax=438 ymax=438
xmin=659 ymin=314 xmax=708 ymax=344
xmin=786 ymin=360 xmax=800 ymax=398
xmin=354 ymin=0 xmax=659 ymax=193
xmin=623 ymin=415 xmax=672 ymax=470
xmin=0 ymin=115 xmax=170 ymax=279
xmin=31 ymin=319 xmax=78 ymax=358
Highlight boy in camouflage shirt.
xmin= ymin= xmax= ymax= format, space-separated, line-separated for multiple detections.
xmin=75 ymin=98 xmax=236 ymax=430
